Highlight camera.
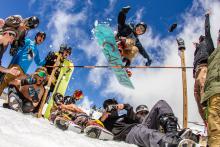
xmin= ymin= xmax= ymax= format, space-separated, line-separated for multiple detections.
xmin=106 ymin=104 xmax=118 ymax=112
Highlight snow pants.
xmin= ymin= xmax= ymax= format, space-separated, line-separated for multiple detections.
xmin=194 ymin=64 xmax=207 ymax=122
xmin=125 ymin=100 xmax=174 ymax=147
xmin=208 ymin=94 xmax=220 ymax=147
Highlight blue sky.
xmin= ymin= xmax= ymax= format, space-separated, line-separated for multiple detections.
xmin=1 ymin=0 xmax=219 ymax=123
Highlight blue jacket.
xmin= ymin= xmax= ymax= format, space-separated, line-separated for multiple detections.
xmin=11 ymin=38 xmax=45 ymax=73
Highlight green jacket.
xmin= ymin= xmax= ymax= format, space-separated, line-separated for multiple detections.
xmin=202 ymin=46 xmax=220 ymax=104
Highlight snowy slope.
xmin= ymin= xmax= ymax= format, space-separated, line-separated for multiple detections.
xmin=0 ymin=100 xmax=136 ymax=147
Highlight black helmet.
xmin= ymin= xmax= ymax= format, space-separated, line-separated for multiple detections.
xmin=59 ymin=44 xmax=72 ymax=55
xmin=136 ymin=105 xmax=149 ymax=113
xmin=35 ymin=31 xmax=46 ymax=40
xmin=25 ymin=16 xmax=39 ymax=29
xmin=53 ymin=93 xmax=64 ymax=105
xmin=135 ymin=22 xmax=147 ymax=34
xmin=103 ymin=98 xmax=118 ymax=109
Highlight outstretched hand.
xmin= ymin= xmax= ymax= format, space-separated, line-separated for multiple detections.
xmin=205 ymin=9 xmax=212 ymax=16
xmin=7 ymin=67 xmax=20 ymax=76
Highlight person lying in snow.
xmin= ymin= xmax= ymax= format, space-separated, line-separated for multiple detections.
xmin=99 ymin=99 xmax=198 ymax=147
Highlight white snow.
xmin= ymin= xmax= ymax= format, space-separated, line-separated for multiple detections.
xmin=0 ymin=99 xmax=136 ymax=147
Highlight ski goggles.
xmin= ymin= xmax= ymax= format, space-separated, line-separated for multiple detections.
xmin=37 ymin=71 xmax=46 ymax=78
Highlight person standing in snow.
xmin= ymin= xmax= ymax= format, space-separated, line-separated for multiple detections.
xmin=0 ymin=28 xmax=20 ymax=76
xmin=201 ymin=29 xmax=220 ymax=147
xmin=0 ymin=32 xmax=46 ymax=96
xmin=116 ymin=6 xmax=152 ymax=67
xmin=99 ymin=99 xmax=196 ymax=147
xmin=43 ymin=44 xmax=72 ymax=94
xmin=0 ymin=15 xmax=40 ymax=56
xmin=193 ymin=11 xmax=214 ymax=123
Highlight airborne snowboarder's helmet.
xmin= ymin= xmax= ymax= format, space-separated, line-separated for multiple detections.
xmin=135 ymin=22 xmax=147 ymax=35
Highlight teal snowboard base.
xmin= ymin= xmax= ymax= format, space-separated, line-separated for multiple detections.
xmin=94 ymin=24 xmax=134 ymax=89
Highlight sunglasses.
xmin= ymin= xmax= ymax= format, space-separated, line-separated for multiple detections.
xmin=38 ymin=71 xmax=46 ymax=78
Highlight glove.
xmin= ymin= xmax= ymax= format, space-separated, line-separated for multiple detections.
xmin=121 ymin=6 xmax=131 ymax=13
xmin=145 ymin=59 xmax=152 ymax=66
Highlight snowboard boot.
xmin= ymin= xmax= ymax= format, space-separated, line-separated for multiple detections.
xmin=159 ymin=113 xmax=178 ymax=134
xmin=158 ymin=128 xmax=193 ymax=147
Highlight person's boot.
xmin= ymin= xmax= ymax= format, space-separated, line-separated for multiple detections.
xmin=158 ymin=128 xmax=193 ymax=147
xmin=159 ymin=113 xmax=178 ymax=134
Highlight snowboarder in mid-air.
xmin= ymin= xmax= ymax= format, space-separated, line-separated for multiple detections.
xmin=116 ymin=6 xmax=152 ymax=73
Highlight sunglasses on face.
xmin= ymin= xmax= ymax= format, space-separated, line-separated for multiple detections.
xmin=37 ymin=71 xmax=46 ymax=78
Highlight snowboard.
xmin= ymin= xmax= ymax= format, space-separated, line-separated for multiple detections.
xmin=44 ymin=60 xmax=74 ymax=119
xmin=177 ymin=139 xmax=197 ymax=147
xmin=84 ymin=124 xmax=114 ymax=140
xmin=54 ymin=117 xmax=82 ymax=133
xmin=94 ymin=24 xmax=134 ymax=89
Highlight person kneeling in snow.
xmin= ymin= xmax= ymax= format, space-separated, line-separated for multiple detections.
xmin=5 ymin=67 xmax=47 ymax=113
xmin=99 ymin=99 xmax=196 ymax=147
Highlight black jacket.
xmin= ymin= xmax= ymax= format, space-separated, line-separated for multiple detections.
xmin=193 ymin=14 xmax=214 ymax=76
xmin=101 ymin=104 xmax=139 ymax=141
xmin=117 ymin=9 xmax=151 ymax=61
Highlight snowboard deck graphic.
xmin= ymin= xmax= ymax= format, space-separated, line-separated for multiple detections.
xmin=94 ymin=24 xmax=134 ymax=89
xmin=84 ymin=124 xmax=114 ymax=140
xmin=44 ymin=60 xmax=74 ymax=119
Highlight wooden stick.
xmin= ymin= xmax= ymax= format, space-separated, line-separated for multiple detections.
xmin=180 ymin=48 xmax=188 ymax=128
xmin=37 ymin=54 xmax=62 ymax=118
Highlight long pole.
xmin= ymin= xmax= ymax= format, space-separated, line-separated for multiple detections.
xmin=180 ymin=49 xmax=188 ymax=128
xmin=177 ymin=38 xmax=188 ymax=128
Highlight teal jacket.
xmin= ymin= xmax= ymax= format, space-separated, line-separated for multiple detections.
xmin=11 ymin=38 xmax=45 ymax=73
